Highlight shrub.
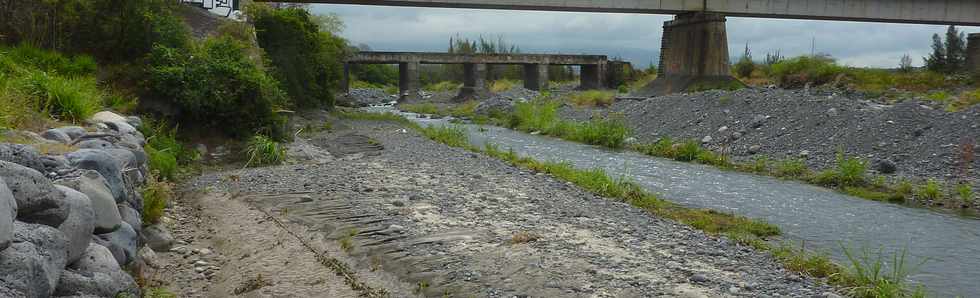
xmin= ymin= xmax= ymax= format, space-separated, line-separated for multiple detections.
xmin=250 ymin=5 xmax=347 ymax=108
xmin=400 ymin=103 xmax=441 ymax=115
xmin=423 ymin=81 xmax=462 ymax=92
xmin=837 ymin=245 xmax=926 ymax=298
xmin=567 ymin=90 xmax=616 ymax=107
xmin=775 ymin=158 xmax=808 ymax=178
xmin=674 ymin=140 xmax=702 ymax=162
xmin=571 ymin=117 xmax=631 ymax=148
xmin=894 ymin=179 xmax=914 ymax=198
xmin=957 ymin=183 xmax=975 ymax=204
xmin=916 ymin=179 xmax=943 ymax=201
xmin=22 ymin=71 xmax=102 ymax=122
xmin=245 ymin=135 xmax=286 ymax=167
xmin=146 ymin=37 xmax=288 ymax=138
xmin=2 ymin=44 xmax=97 ymax=77
xmin=836 ymin=151 xmax=868 ymax=187
xmin=772 ymin=243 xmax=838 ymax=278
xmin=145 ymin=145 xmax=178 ymax=181
xmin=490 ymin=79 xmax=518 ymax=93
xmin=771 ymin=56 xmax=846 ymax=88
xmin=749 ymin=156 xmax=769 ymax=174
xmin=449 ymin=101 xmax=480 ymax=118
xmin=141 ymin=174 xmax=174 ymax=224
xmin=420 ymin=125 xmax=469 ymax=148
xmin=140 ymin=119 xmax=197 ymax=165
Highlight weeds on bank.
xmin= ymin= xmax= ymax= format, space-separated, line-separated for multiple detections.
xmin=837 ymin=246 xmax=927 ymax=298
xmin=141 ymin=174 xmax=174 ymax=224
xmin=507 ymin=99 xmax=631 ymax=148
xmin=244 ymin=134 xmax=285 ymax=167
xmin=399 ymin=100 xmax=479 ymax=118
xmin=567 ymin=90 xmax=615 ymax=107
xmin=957 ymin=183 xmax=975 ymax=204
xmin=423 ymin=81 xmax=462 ymax=92
xmin=490 ymin=79 xmax=518 ymax=93
xmin=399 ymin=102 xmax=440 ymax=115
xmin=916 ymin=179 xmax=943 ymax=201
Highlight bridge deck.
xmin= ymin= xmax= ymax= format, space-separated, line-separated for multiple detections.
xmin=281 ymin=0 xmax=980 ymax=26
xmin=348 ymin=51 xmax=607 ymax=65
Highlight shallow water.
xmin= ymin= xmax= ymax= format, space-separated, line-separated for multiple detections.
xmin=378 ymin=108 xmax=980 ymax=297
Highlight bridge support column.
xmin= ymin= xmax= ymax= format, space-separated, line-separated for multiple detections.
xmin=399 ymin=61 xmax=420 ymax=102
xmin=341 ymin=63 xmax=350 ymax=94
xmin=458 ymin=63 xmax=489 ymax=100
xmin=523 ymin=64 xmax=549 ymax=91
xmin=636 ymin=12 xmax=742 ymax=97
xmin=580 ymin=64 xmax=605 ymax=90
xmin=968 ymin=34 xmax=980 ymax=77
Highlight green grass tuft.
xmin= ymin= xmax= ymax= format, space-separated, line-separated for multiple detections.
xmin=490 ymin=79 xmax=518 ymax=93
xmin=141 ymin=174 xmax=173 ymax=225
xmin=957 ymin=183 xmax=975 ymax=204
xmin=423 ymin=81 xmax=462 ymax=92
xmin=22 ymin=71 xmax=102 ymax=122
xmin=419 ymin=125 xmax=469 ymax=148
xmin=567 ymin=90 xmax=616 ymax=107
xmin=245 ymin=135 xmax=286 ymax=167
xmin=838 ymin=245 xmax=927 ymax=298
xmin=916 ymin=179 xmax=943 ymax=201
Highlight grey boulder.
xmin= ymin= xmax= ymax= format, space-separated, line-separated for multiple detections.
xmin=55 ymin=126 xmax=87 ymax=141
xmin=124 ymin=116 xmax=142 ymax=128
xmin=0 ymin=178 xmax=15 ymax=250
xmin=0 ymin=222 xmax=69 ymax=297
xmin=55 ymin=170 xmax=122 ymax=234
xmin=117 ymin=204 xmax=141 ymax=236
xmin=60 ymin=244 xmax=138 ymax=296
xmin=41 ymin=129 xmax=72 ymax=144
xmin=75 ymin=139 xmax=116 ymax=151
xmin=0 ymin=161 xmax=68 ymax=227
xmin=65 ymin=149 xmax=126 ymax=203
xmin=95 ymin=221 xmax=137 ymax=265
xmin=142 ymin=224 xmax=174 ymax=252
xmin=0 ymin=143 xmax=46 ymax=173
xmin=54 ymin=185 xmax=95 ymax=264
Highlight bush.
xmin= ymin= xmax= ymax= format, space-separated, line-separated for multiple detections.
xmin=146 ymin=37 xmax=288 ymax=138
xmin=145 ymin=145 xmax=178 ymax=181
xmin=836 ymin=152 xmax=868 ymax=187
xmin=141 ymin=174 xmax=174 ymax=224
xmin=490 ymin=79 xmax=518 ymax=93
xmin=771 ymin=56 xmax=846 ymax=88
xmin=775 ymin=159 xmax=809 ymax=178
xmin=567 ymin=90 xmax=616 ymax=107
xmin=245 ymin=135 xmax=286 ymax=167
xmin=572 ymin=117 xmax=630 ymax=148
xmin=917 ymin=179 xmax=944 ymax=201
xmin=250 ymin=5 xmax=347 ymax=108
xmin=21 ymin=72 xmax=102 ymax=122
xmin=957 ymin=183 xmax=975 ymax=203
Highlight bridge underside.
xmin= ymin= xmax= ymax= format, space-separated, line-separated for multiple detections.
xmin=345 ymin=52 xmax=627 ymax=102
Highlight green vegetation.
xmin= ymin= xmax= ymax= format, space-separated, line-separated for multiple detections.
xmin=0 ymin=45 xmax=107 ymax=124
xmin=146 ymin=36 xmax=288 ymax=138
xmin=632 ymin=138 xmax=732 ymax=168
xmin=143 ymin=288 xmax=178 ymax=298
xmin=490 ymin=79 xmax=518 ymax=93
xmin=567 ymin=90 xmax=616 ymax=107
xmin=400 ymin=103 xmax=441 ymax=115
xmin=141 ymin=174 xmax=174 ymax=224
xmin=771 ymin=242 xmax=838 ymax=278
xmin=506 ymin=99 xmax=631 ymax=148
xmin=399 ymin=101 xmax=479 ymax=119
xmin=838 ymin=246 xmax=926 ymax=298
xmin=423 ymin=81 xmax=462 ymax=92
xmin=916 ymin=179 xmax=944 ymax=201
xmin=774 ymin=158 xmax=809 ymax=178
xmin=734 ymin=44 xmax=756 ymax=78
xmin=771 ymin=55 xmax=847 ymax=88
xmin=419 ymin=125 xmax=468 ymax=148
xmin=957 ymin=183 xmax=975 ymax=204
xmin=250 ymin=5 xmax=347 ymax=108
xmin=245 ymin=135 xmax=287 ymax=167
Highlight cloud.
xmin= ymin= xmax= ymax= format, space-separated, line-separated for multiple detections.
xmin=311 ymin=4 xmax=980 ymax=68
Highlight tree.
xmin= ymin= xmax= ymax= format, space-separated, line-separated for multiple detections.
xmin=734 ymin=43 xmax=755 ymax=78
xmin=945 ymin=25 xmax=967 ymax=72
xmin=313 ymin=13 xmax=345 ymax=34
xmin=764 ymin=50 xmax=783 ymax=66
xmin=925 ymin=33 xmax=947 ymax=72
xmin=899 ymin=54 xmax=914 ymax=73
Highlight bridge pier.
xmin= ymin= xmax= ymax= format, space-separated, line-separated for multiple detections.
xmin=637 ymin=12 xmax=742 ymax=96
xmin=580 ymin=64 xmax=605 ymax=90
xmin=341 ymin=63 xmax=350 ymax=94
xmin=524 ymin=64 xmax=549 ymax=91
xmin=458 ymin=63 xmax=489 ymax=100
xmin=399 ymin=61 xmax=420 ymax=102
xmin=968 ymin=33 xmax=980 ymax=76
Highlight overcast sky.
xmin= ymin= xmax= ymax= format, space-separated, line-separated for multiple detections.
xmin=310 ymin=4 xmax=979 ymax=68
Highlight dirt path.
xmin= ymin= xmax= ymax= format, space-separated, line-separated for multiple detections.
xmin=154 ymin=114 xmax=836 ymax=297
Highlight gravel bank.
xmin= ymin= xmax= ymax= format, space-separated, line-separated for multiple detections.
xmin=183 ymin=115 xmax=837 ymax=297
xmin=561 ymin=88 xmax=980 ymax=183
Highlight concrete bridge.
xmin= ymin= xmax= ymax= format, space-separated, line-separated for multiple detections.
xmin=282 ymin=0 xmax=980 ymax=95
xmin=345 ymin=51 xmax=626 ymax=101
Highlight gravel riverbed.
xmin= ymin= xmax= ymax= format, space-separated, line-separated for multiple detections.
xmin=178 ymin=115 xmax=837 ymax=297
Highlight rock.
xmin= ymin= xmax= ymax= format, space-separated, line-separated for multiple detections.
xmin=95 ymin=222 xmax=137 ymax=265
xmin=55 ymin=126 xmax=87 ymax=140
xmin=65 ymin=149 xmax=126 ymax=203
xmin=89 ymin=111 xmax=127 ymax=124
xmin=89 ymin=236 xmax=124 ymax=268
xmin=701 ymin=136 xmax=713 ymax=144
xmin=40 ymin=155 xmax=70 ymax=173
xmin=0 ymin=222 xmax=69 ymax=297
xmin=103 ymin=148 xmax=143 ymax=193
xmin=0 ymin=161 xmax=68 ymax=227
xmin=717 ymin=126 xmax=728 ymax=133
xmin=124 ymin=116 xmax=142 ymax=128
xmin=749 ymin=115 xmax=767 ymax=129
xmin=75 ymin=139 xmax=116 ymax=151
xmin=104 ymin=121 xmax=140 ymax=138
xmin=53 ymin=268 xmax=138 ymax=297
xmin=71 ymin=243 xmax=120 ymax=274
xmin=872 ymin=159 xmax=898 ymax=174
xmin=55 ymin=170 xmax=122 ymax=234
xmin=690 ymin=274 xmax=710 ymax=283
xmin=142 ymin=224 xmax=174 ymax=252
xmin=0 ymin=143 xmax=46 ymax=173
xmin=0 ymin=178 xmax=15 ymax=250
xmin=41 ymin=129 xmax=72 ymax=144
xmin=820 ymin=292 xmax=844 ymax=298
xmin=117 ymin=204 xmax=141 ymax=236
xmin=138 ymin=246 xmax=160 ymax=268
xmin=799 ymin=150 xmax=810 ymax=158
xmin=624 ymin=137 xmax=638 ymax=145
xmin=827 ymin=108 xmax=839 ymax=117
xmin=194 ymin=143 xmax=208 ymax=156
xmin=53 ymin=185 xmax=95 ymax=264
xmin=748 ymin=145 xmax=762 ymax=154
xmin=732 ymin=131 xmax=743 ymax=140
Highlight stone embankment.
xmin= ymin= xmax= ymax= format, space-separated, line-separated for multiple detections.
xmin=0 ymin=111 xmax=174 ymax=297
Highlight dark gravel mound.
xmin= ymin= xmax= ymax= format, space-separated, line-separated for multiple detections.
xmin=562 ymin=88 xmax=980 ymax=182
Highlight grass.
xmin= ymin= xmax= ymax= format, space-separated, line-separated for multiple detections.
xmin=398 ymin=101 xmax=479 ymax=118
xmin=245 ymin=134 xmax=286 ymax=167
xmin=22 ymin=71 xmax=102 ymax=122
xmin=423 ymin=81 xmax=462 ymax=92
xmin=489 ymin=79 xmax=518 ymax=93
xmin=567 ymin=90 xmax=615 ymax=107
xmin=771 ymin=242 xmax=838 ymax=278
xmin=140 ymin=119 xmax=197 ymax=181
xmin=632 ymin=137 xmax=733 ymax=168
xmin=916 ymin=179 xmax=943 ymax=201
xmin=507 ymin=98 xmax=631 ymax=148
xmin=419 ymin=125 xmax=468 ymax=148
xmin=775 ymin=158 xmax=809 ymax=178
xmin=143 ymin=288 xmax=178 ymax=298
xmin=957 ymin=183 xmax=974 ymax=204
xmin=838 ymin=246 xmax=926 ymax=298
xmin=399 ymin=102 xmax=440 ymax=115
xmin=145 ymin=145 xmax=178 ymax=181
xmin=340 ymin=229 xmax=358 ymax=253
xmin=141 ymin=174 xmax=174 ymax=224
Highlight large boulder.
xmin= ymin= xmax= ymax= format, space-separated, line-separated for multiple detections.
xmin=0 ymin=178 xmax=15 ymax=250
xmin=0 ymin=222 xmax=69 ymax=297
xmin=0 ymin=143 xmax=46 ymax=173
xmin=142 ymin=224 xmax=174 ymax=252
xmin=65 ymin=149 xmax=126 ymax=203
xmin=117 ymin=205 xmax=141 ymax=236
xmin=88 ymin=111 xmax=127 ymax=124
xmin=58 ymin=243 xmax=138 ymax=296
xmin=75 ymin=139 xmax=116 ymax=151
xmin=54 ymin=126 xmax=87 ymax=141
xmin=95 ymin=222 xmax=137 ymax=265
xmin=104 ymin=148 xmax=143 ymax=190
xmin=0 ymin=161 xmax=68 ymax=227
xmin=89 ymin=236 xmax=124 ymax=268
xmin=55 ymin=170 xmax=122 ymax=234
xmin=53 ymin=185 xmax=95 ymax=264
xmin=41 ymin=129 xmax=72 ymax=144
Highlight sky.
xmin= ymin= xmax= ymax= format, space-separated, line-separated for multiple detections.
xmin=310 ymin=4 xmax=980 ymax=68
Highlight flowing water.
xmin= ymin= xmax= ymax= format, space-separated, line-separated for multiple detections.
xmin=375 ymin=109 xmax=980 ymax=297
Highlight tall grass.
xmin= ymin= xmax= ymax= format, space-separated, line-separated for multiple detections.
xmin=916 ymin=179 xmax=943 ymax=201
xmin=423 ymin=81 xmax=462 ymax=92
xmin=490 ymin=79 xmax=518 ymax=93
xmin=508 ymin=99 xmax=631 ymax=148
xmin=419 ymin=125 xmax=468 ymax=148
xmin=21 ymin=70 xmax=102 ymax=122
xmin=141 ymin=173 xmax=174 ymax=224
xmin=245 ymin=134 xmax=286 ymax=167
xmin=0 ymin=45 xmax=108 ymax=124
xmin=838 ymin=246 xmax=926 ymax=298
